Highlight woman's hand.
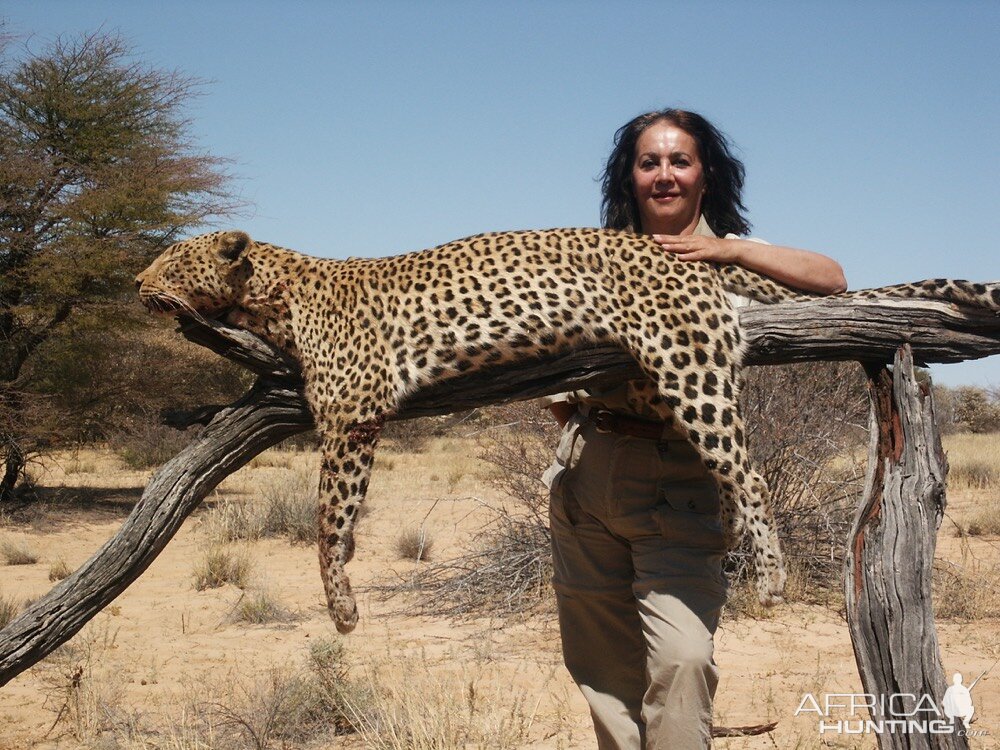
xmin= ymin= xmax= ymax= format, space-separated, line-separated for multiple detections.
xmin=652 ymin=234 xmax=743 ymax=263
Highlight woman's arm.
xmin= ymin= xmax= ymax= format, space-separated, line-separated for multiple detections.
xmin=653 ymin=234 xmax=848 ymax=295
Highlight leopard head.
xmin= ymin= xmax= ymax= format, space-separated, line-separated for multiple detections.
xmin=135 ymin=231 xmax=254 ymax=318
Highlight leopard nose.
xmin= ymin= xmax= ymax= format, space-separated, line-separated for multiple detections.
xmin=134 ymin=277 xmax=143 ymax=291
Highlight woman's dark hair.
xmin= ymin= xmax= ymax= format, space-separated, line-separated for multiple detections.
xmin=600 ymin=109 xmax=750 ymax=237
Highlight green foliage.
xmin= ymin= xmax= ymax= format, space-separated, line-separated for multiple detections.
xmin=0 ymin=31 xmax=239 ymax=499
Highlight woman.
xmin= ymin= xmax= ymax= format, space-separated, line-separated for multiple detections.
xmin=545 ymin=109 xmax=846 ymax=749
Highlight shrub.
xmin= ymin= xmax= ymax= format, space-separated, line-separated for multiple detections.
xmin=203 ymin=639 xmax=359 ymax=746
xmin=379 ymin=361 xmax=869 ymax=620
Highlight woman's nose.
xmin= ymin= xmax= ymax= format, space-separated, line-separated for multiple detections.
xmin=655 ymin=163 xmax=673 ymax=183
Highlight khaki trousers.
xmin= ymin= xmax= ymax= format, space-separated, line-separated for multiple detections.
xmin=549 ymin=420 xmax=727 ymax=750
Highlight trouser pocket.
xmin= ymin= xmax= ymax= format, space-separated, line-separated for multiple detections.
xmin=654 ymin=478 xmax=725 ymax=551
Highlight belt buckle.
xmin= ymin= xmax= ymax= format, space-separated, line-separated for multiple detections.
xmin=592 ymin=410 xmax=614 ymax=434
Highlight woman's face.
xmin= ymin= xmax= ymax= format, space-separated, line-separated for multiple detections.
xmin=631 ymin=120 xmax=706 ymax=235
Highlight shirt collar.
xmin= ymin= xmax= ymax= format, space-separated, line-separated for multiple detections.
xmin=693 ymin=215 xmax=718 ymax=238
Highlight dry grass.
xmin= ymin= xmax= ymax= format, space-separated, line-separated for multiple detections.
xmin=199 ymin=465 xmax=317 ymax=547
xmin=37 ymin=625 xmax=358 ymax=749
xmin=256 ymin=467 xmax=317 ymax=544
xmin=48 ymin=558 xmax=73 ymax=581
xmin=395 ymin=527 xmax=434 ymax=561
xmin=934 ymin=559 xmax=1000 ymax=620
xmin=344 ymin=654 xmax=547 ymax=749
xmin=200 ymin=496 xmax=265 ymax=543
xmin=964 ymin=495 xmax=1000 ymax=537
xmin=192 ymin=544 xmax=253 ymax=590
xmin=945 ymin=432 xmax=1000 ymax=489
xmin=0 ymin=590 xmax=19 ymax=628
xmin=1 ymin=536 xmax=39 ymax=565
xmin=37 ymin=619 xmax=128 ymax=742
xmin=227 ymin=588 xmax=297 ymax=625
xmin=62 ymin=453 xmax=98 ymax=475
xmin=723 ymin=562 xmax=834 ymax=619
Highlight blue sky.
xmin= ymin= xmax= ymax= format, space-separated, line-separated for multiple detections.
xmin=4 ymin=1 xmax=998 ymax=386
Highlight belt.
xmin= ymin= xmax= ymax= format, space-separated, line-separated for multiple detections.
xmin=586 ymin=408 xmax=671 ymax=441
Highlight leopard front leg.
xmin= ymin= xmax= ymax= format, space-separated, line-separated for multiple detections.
xmin=316 ymin=416 xmax=384 ymax=633
xmin=635 ymin=356 xmax=786 ymax=606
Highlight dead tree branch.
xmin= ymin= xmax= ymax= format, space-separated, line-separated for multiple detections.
xmin=1 ymin=295 xmax=998 ymax=688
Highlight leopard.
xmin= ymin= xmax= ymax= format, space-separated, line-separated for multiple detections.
xmin=135 ymin=227 xmax=1000 ymax=634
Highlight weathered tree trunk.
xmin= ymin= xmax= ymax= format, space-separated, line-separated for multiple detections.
xmin=0 ymin=449 xmax=24 ymax=505
xmin=0 ymin=296 xmax=998 ymax=690
xmin=845 ymin=346 xmax=967 ymax=750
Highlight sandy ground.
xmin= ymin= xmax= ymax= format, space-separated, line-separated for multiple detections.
xmin=0 ymin=437 xmax=997 ymax=749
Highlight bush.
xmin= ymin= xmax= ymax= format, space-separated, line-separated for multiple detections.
xmin=372 ymin=401 xmax=556 ymax=618
xmin=952 ymin=386 xmax=1000 ymax=433
xmin=203 ymin=638 xmax=359 ymax=746
xmin=378 ymin=362 xmax=869 ymax=620
xmin=734 ymin=361 xmax=868 ymax=588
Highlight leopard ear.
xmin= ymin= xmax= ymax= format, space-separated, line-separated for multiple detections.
xmin=217 ymin=231 xmax=251 ymax=262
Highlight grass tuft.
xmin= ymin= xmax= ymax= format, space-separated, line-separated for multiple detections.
xmin=934 ymin=561 xmax=1000 ymax=620
xmin=48 ymin=558 xmax=73 ymax=581
xmin=1 ymin=537 xmax=39 ymax=565
xmin=395 ymin=527 xmax=434 ymax=562
xmin=0 ymin=591 xmax=19 ymax=628
xmin=228 ymin=588 xmax=297 ymax=625
xmin=950 ymin=460 xmax=998 ymax=490
xmin=343 ymin=655 xmax=542 ymax=749
xmin=192 ymin=545 xmax=253 ymax=590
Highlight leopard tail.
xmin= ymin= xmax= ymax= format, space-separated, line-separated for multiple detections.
xmin=717 ymin=265 xmax=1000 ymax=311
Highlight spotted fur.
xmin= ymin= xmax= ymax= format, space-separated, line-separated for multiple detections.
xmin=136 ymin=228 xmax=1000 ymax=633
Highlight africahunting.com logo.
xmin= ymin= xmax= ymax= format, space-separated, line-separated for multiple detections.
xmin=795 ymin=671 xmax=988 ymax=738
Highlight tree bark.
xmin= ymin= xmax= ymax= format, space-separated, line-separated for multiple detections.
xmin=0 ymin=380 xmax=310 ymax=685
xmin=845 ymin=346 xmax=967 ymax=750
xmin=1 ymin=295 xmax=998 ymax=688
